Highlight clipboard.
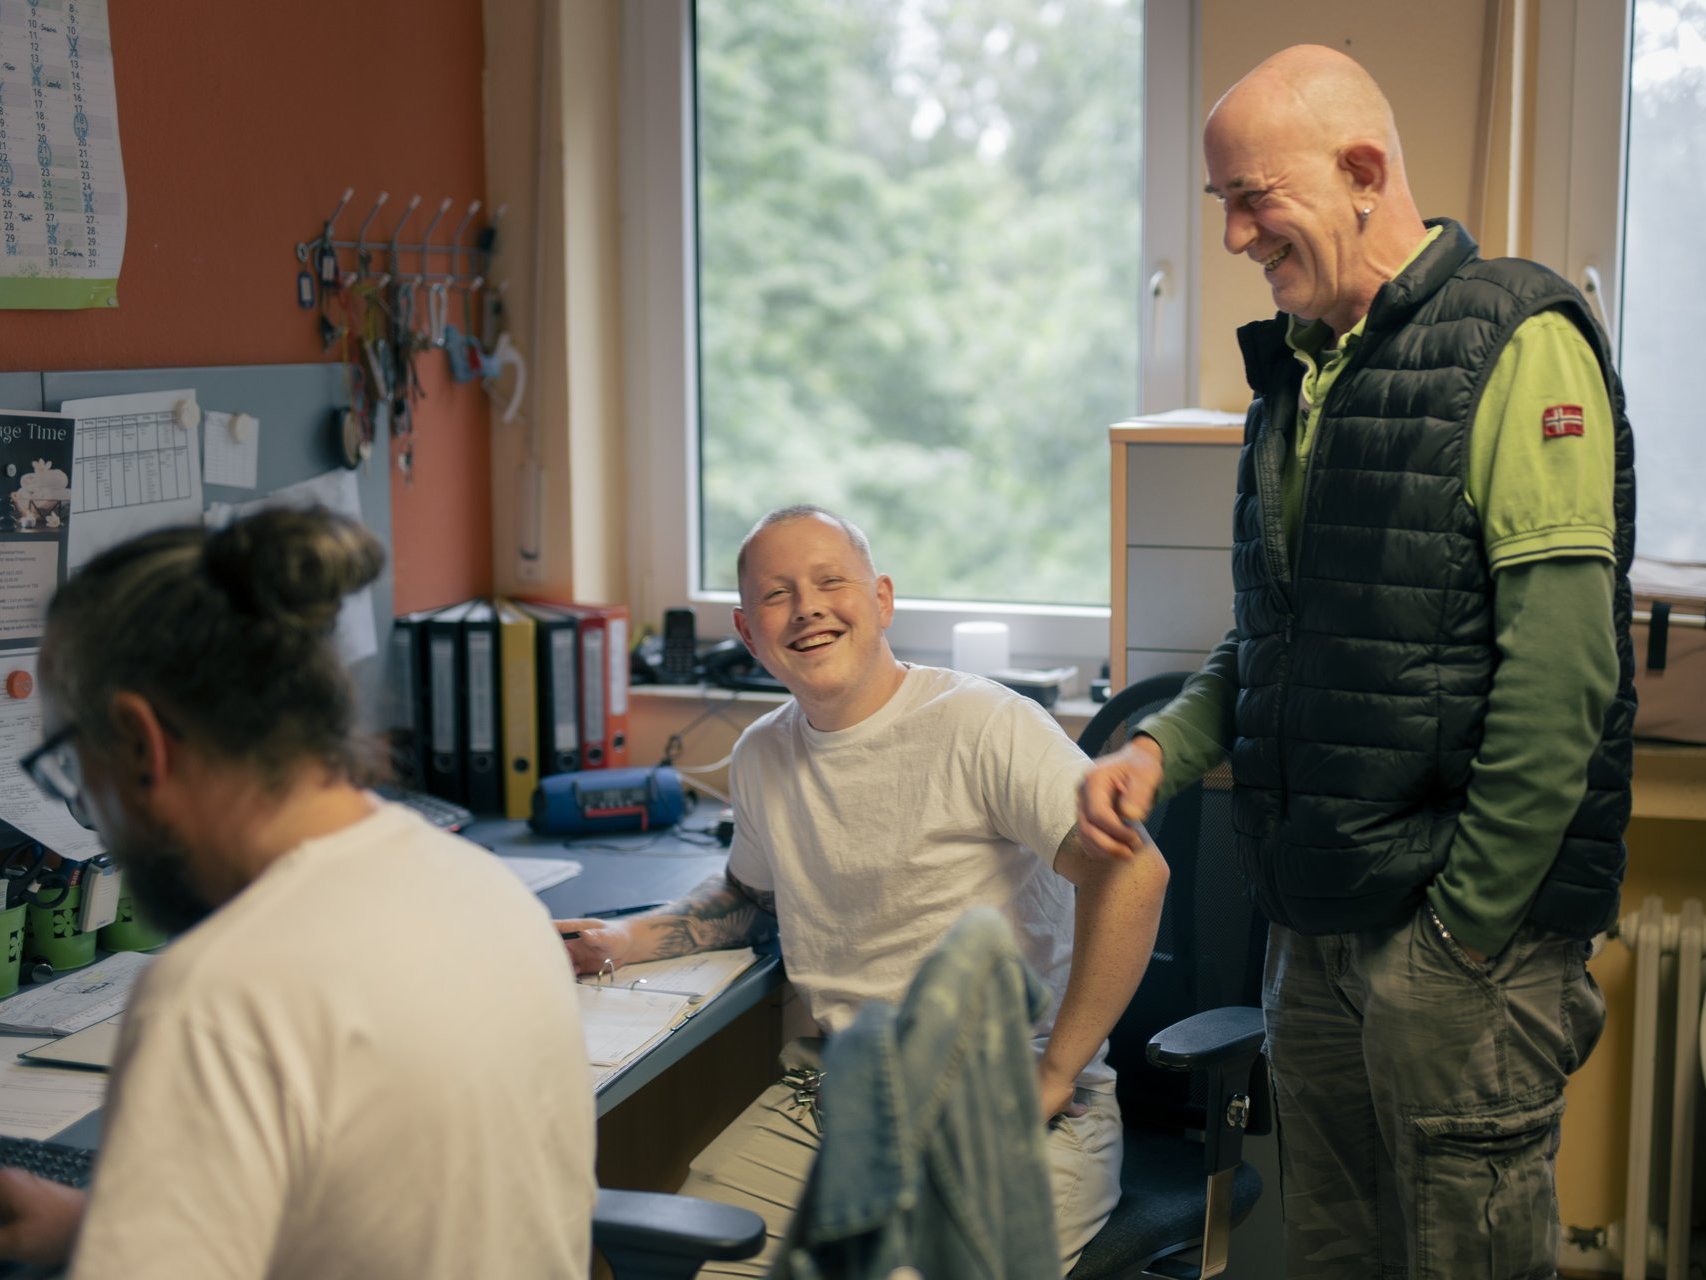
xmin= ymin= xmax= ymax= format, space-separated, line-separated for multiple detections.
xmin=18 ymin=1013 xmax=124 ymax=1072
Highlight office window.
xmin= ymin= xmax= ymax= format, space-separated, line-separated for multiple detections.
xmin=1619 ymin=0 xmax=1705 ymax=561
xmin=693 ymin=0 xmax=1145 ymax=607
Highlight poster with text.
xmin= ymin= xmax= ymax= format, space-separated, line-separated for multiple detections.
xmin=0 ymin=0 xmax=126 ymax=309
xmin=0 ymin=409 xmax=73 ymax=648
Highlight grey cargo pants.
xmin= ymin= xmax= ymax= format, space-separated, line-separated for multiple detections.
xmin=1263 ymin=909 xmax=1605 ymax=1279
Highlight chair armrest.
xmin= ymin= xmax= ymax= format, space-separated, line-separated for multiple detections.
xmin=1145 ymin=1005 xmax=1265 ymax=1071
xmin=593 ymin=1188 xmax=767 ymax=1262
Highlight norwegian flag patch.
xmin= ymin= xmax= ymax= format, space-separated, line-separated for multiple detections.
xmin=1541 ymin=404 xmax=1585 ymax=439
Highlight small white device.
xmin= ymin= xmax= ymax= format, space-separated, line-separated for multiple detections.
xmin=75 ymin=855 xmax=123 ymax=933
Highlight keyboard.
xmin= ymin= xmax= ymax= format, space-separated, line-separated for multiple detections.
xmin=0 ymin=1135 xmax=95 ymax=1189
xmin=376 ymin=785 xmax=475 ymax=832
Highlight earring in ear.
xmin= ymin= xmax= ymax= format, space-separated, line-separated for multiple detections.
xmin=1358 ymin=207 xmax=1373 ymax=224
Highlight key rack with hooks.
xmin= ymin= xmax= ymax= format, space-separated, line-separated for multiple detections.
xmin=294 ymin=188 xmax=502 ymax=298
xmin=293 ymin=189 xmax=509 ymax=483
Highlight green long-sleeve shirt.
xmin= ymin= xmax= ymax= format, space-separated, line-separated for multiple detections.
xmin=1138 ymin=285 xmax=1620 ymax=957
xmin=1142 ymin=560 xmax=1615 ymax=957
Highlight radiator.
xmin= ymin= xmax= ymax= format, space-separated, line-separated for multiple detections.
xmin=1618 ymin=896 xmax=1705 ymax=1280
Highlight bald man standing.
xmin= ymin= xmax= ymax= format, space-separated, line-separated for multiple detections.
xmin=1078 ymin=45 xmax=1635 ymax=1278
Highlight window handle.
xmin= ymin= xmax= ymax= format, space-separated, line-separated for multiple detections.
xmin=1581 ymin=264 xmax=1612 ymax=336
xmin=1147 ymin=264 xmax=1170 ymax=362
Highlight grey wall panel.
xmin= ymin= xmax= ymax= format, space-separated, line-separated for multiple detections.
xmin=0 ymin=374 xmax=44 ymax=410
xmin=1125 ymin=546 xmax=1234 ymax=650
xmin=1123 ymin=647 xmax=1211 ymax=687
xmin=1123 ymin=442 xmax=1240 ymax=548
xmin=41 ymin=364 xmax=391 ymax=729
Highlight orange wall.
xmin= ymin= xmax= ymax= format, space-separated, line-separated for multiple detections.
xmin=0 ymin=0 xmax=493 ymax=614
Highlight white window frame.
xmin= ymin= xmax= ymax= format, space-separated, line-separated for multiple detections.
xmin=620 ymin=0 xmax=1198 ymax=671
xmin=1530 ymin=0 xmax=1632 ymax=341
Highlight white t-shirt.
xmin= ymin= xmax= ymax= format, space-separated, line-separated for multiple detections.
xmin=71 ymin=803 xmax=596 ymax=1280
xmin=728 ymin=665 xmax=1111 ymax=1087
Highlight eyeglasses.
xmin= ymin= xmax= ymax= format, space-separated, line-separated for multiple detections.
xmin=18 ymin=724 xmax=95 ymax=831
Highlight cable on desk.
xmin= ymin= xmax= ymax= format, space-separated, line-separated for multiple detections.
xmin=559 ymin=826 xmax=723 ymax=855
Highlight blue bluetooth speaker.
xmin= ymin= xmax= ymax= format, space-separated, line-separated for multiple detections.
xmin=529 ymin=765 xmax=689 ymax=837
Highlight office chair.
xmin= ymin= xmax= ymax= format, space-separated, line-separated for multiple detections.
xmin=593 ymin=1188 xmax=766 ymax=1279
xmin=1068 ymin=672 xmax=1271 ymax=1280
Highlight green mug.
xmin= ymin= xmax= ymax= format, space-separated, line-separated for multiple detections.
xmin=98 ymin=893 xmax=168 ymax=953
xmin=24 ymin=882 xmax=96 ymax=978
xmin=0 ymin=901 xmax=26 ymax=998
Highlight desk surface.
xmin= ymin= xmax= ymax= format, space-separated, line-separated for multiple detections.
xmin=14 ymin=814 xmax=781 ymax=1148
xmin=460 ymin=816 xmax=784 ymax=1115
xmin=459 ymin=815 xmax=734 ymax=921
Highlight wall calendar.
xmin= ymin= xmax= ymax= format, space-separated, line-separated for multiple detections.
xmin=0 ymin=0 xmax=124 ymax=310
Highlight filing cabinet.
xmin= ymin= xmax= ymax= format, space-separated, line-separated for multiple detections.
xmin=1108 ymin=418 xmax=1243 ymax=690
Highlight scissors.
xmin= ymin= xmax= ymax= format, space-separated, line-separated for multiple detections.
xmin=1 ymin=844 xmax=77 ymax=909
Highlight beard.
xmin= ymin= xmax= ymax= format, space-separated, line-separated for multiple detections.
xmin=111 ymin=817 xmax=216 ymax=938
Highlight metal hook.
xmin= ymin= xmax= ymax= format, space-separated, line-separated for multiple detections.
xmin=324 ymin=187 xmax=355 ymax=239
xmin=448 ymin=199 xmax=482 ymax=281
xmin=417 ymin=196 xmax=452 ymax=284
xmin=354 ymin=192 xmax=389 ymax=281
xmin=354 ymin=192 xmax=389 ymax=257
xmin=388 ymin=194 xmax=421 ymax=283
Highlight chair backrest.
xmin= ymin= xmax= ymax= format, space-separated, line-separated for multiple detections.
xmin=1076 ymin=672 xmax=1268 ymax=1134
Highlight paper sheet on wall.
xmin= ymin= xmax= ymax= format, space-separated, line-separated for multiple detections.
xmin=0 ymin=649 xmax=104 ymax=860
xmin=60 ymin=389 xmax=203 ymax=572
xmin=0 ymin=0 xmax=127 ymax=310
xmin=202 ymin=410 xmax=259 ymax=489
xmin=0 ymin=408 xmax=74 ymax=650
xmin=205 ymin=468 xmax=378 ymax=664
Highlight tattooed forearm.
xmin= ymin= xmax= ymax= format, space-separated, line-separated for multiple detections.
xmin=639 ymin=872 xmax=777 ymax=959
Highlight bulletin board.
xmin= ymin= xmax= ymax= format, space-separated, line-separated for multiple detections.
xmin=36 ymin=362 xmax=394 ymax=711
xmin=0 ymin=362 xmax=392 ymax=859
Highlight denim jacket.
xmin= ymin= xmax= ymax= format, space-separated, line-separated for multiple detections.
xmin=774 ymin=907 xmax=1060 ymax=1279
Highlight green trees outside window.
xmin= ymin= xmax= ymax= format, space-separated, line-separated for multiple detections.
xmin=695 ymin=0 xmax=1144 ymax=605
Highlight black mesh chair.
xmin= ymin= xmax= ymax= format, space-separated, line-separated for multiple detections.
xmin=1069 ymin=672 xmax=1272 ymax=1280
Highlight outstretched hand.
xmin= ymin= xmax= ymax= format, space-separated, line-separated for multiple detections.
xmin=1076 ymin=735 xmax=1165 ymax=859
xmin=0 ymin=1167 xmax=86 ymax=1270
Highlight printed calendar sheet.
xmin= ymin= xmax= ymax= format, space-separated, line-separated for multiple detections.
xmin=0 ymin=0 xmax=126 ymax=309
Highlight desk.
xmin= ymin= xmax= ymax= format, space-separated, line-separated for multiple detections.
xmin=458 ymin=816 xmax=786 ymax=1116
xmin=5 ymin=814 xmax=784 ymax=1155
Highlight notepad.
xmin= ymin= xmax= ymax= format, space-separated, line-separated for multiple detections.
xmin=582 ymin=948 xmax=759 ymax=1004
xmin=579 ymin=986 xmax=690 ymax=1086
xmin=575 ymin=949 xmax=760 ymax=1087
xmin=17 ymin=1013 xmax=123 ymax=1071
xmin=0 ymin=952 xmax=153 ymax=1037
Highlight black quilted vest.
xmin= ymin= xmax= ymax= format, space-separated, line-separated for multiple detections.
xmin=1229 ymin=219 xmax=1636 ymax=938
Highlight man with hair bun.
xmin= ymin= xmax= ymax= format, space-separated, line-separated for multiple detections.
xmin=0 ymin=507 xmax=596 ymax=1279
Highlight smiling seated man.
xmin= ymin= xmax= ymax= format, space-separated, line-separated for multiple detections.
xmin=559 ymin=504 xmax=1169 ymax=1275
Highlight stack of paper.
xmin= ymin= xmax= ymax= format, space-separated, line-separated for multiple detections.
xmin=0 ymin=952 xmax=153 ymax=1037
xmin=576 ymin=949 xmax=760 ymax=1087
xmin=497 ymin=855 xmax=583 ymax=895
xmin=579 ymin=987 xmax=692 ymax=1087
xmin=0 ymin=1044 xmax=110 ymax=1140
